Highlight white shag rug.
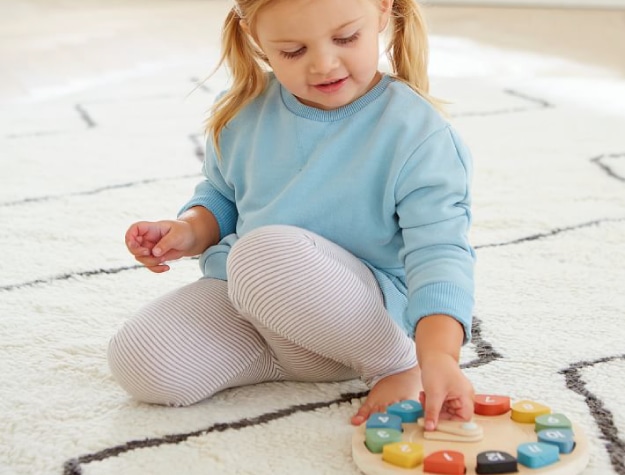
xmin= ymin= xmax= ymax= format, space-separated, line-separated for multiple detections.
xmin=1 ymin=5 xmax=625 ymax=475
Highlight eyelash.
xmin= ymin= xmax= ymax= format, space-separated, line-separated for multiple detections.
xmin=336 ymin=32 xmax=360 ymax=46
xmin=280 ymin=32 xmax=360 ymax=60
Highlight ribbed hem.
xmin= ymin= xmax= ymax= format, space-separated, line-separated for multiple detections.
xmin=280 ymin=74 xmax=393 ymax=121
xmin=404 ymin=282 xmax=474 ymax=344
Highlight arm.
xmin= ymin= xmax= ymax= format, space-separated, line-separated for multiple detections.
xmin=127 ymin=133 xmax=236 ymax=273
xmin=396 ymin=126 xmax=476 ymax=428
xmin=416 ymin=314 xmax=474 ymax=430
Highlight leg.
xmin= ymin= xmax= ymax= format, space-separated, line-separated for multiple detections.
xmin=107 ymin=278 xmax=282 ymax=406
xmin=226 ymin=225 xmax=421 ymax=420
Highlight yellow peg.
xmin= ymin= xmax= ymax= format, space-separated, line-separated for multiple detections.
xmin=511 ymin=400 xmax=551 ymax=423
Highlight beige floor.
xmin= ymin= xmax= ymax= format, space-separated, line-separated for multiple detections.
xmin=1 ymin=1 xmax=624 ymax=102
xmin=425 ymin=6 xmax=625 ymax=77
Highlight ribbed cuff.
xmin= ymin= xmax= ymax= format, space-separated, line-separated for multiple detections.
xmin=404 ymin=282 xmax=474 ymax=344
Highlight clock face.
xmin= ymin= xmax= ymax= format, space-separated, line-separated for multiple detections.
xmin=352 ymin=397 xmax=590 ymax=475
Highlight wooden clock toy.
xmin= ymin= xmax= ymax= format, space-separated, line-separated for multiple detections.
xmin=352 ymin=395 xmax=590 ymax=474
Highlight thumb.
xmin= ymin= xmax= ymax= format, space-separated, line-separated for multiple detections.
xmin=152 ymin=223 xmax=177 ymax=258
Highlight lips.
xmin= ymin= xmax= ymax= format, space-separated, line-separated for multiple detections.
xmin=320 ymin=78 xmax=343 ymax=86
xmin=313 ymin=77 xmax=348 ymax=93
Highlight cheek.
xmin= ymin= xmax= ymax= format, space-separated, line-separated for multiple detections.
xmin=265 ymin=57 xmax=288 ymax=79
xmin=350 ymin=42 xmax=380 ymax=74
xmin=270 ymin=63 xmax=301 ymax=90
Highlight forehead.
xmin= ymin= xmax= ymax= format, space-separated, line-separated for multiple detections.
xmin=254 ymin=0 xmax=378 ymax=40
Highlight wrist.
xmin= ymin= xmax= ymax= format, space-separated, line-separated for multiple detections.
xmin=418 ymin=351 xmax=459 ymax=369
xmin=177 ymin=206 xmax=220 ymax=256
xmin=415 ymin=314 xmax=464 ymax=364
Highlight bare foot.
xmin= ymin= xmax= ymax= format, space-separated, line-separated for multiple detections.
xmin=351 ymin=366 xmax=422 ymax=426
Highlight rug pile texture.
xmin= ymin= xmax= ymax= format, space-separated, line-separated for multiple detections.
xmin=1 ymin=3 xmax=625 ymax=474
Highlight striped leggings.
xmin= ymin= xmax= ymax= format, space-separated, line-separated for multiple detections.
xmin=108 ymin=225 xmax=417 ymax=406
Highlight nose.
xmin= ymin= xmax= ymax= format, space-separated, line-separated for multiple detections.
xmin=309 ymin=48 xmax=339 ymax=75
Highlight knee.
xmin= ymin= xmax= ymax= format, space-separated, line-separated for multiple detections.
xmin=107 ymin=323 xmax=196 ymax=407
xmin=227 ymin=225 xmax=314 ymax=277
xmin=227 ymin=225 xmax=313 ymax=310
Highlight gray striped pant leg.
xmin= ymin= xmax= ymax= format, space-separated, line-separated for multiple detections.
xmin=226 ymin=225 xmax=417 ymax=387
xmin=107 ymin=278 xmax=283 ymax=406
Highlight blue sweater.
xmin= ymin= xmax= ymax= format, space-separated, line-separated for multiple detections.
xmin=181 ymin=74 xmax=475 ymax=342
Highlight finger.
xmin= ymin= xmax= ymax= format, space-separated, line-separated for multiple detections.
xmin=423 ymin=391 xmax=445 ymax=431
xmin=439 ymin=410 xmax=455 ymax=421
xmin=351 ymin=405 xmax=371 ymax=426
xmin=152 ymin=229 xmax=177 ymax=258
xmin=456 ymin=393 xmax=475 ymax=421
xmin=155 ymin=249 xmax=184 ymax=263
xmin=351 ymin=402 xmax=387 ymax=426
xmin=127 ymin=240 xmax=151 ymax=257
xmin=133 ymin=221 xmax=167 ymax=243
xmin=145 ymin=263 xmax=170 ymax=273
xmin=125 ymin=224 xmax=153 ymax=256
xmin=134 ymin=255 xmax=166 ymax=267
xmin=443 ymin=396 xmax=474 ymax=421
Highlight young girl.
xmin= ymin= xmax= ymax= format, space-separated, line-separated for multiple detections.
xmin=109 ymin=0 xmax=476 ymax=431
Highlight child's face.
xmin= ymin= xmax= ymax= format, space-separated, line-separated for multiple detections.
xmin=252 ymin=0 xmax=390 ymax=110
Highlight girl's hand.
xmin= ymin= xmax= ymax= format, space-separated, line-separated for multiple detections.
xmin=125 ymin=220 xmax=195 ymax=273
xmin=418 ymin=353 xmax=474 ymax=431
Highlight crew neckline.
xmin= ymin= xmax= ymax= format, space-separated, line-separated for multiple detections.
xmin=280 ymin=74 xmax=393 ymax=122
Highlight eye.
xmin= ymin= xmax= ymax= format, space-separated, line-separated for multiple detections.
xmin=335 ymin=32 xmax=360 ymax=45
xmin=280 ymin=47 xmax=306 ymax=59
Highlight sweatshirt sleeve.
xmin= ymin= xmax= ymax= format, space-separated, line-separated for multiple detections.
xmin=396 ymin=125 xmax=475 ymax=343
xmin=178 ymin=138 xmax=238 ymax=240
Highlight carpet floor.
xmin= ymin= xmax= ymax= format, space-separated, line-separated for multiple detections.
xmin=1 ymin=2 xmax=625 ymax=474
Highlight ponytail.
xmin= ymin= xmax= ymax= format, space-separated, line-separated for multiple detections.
xmin=385 ymin=0 xmax=442 ymax=109
xmin=206 ymin=7 xmax=268 ymax=158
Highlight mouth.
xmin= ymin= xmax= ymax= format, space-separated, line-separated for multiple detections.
xmin=313 ymin=77 xmax=348 ymax=93
xmin=319 ymin=78 xmax=344 ymax=86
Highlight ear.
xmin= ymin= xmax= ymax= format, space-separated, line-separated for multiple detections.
xmin=379 ymin=0 xmax=393 ymax=32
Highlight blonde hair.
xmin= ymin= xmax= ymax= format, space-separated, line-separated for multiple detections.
xmin=207 ymin=0 xmax=436 ymax=156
